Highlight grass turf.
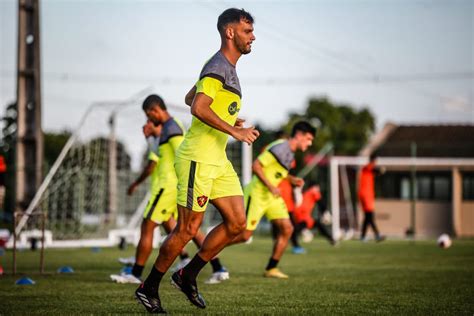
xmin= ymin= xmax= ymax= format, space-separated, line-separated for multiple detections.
xmin=0 ymin=237 xmax=473 ymax=315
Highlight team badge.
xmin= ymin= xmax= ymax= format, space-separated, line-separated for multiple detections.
xmin=251 ymin=220 xmax=257 ymax=226
xmin=197 ymin=195 xmax=208 ymax=207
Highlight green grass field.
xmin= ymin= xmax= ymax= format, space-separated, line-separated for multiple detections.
xmin=1 ymin=237 xmax=473 ymax=315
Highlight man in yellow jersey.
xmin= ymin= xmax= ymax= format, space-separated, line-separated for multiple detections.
xmin=229 ymin=121 xmax=316 ymax=279
xmin=136 ymin=8 xmax=259 ymax=313
xmin=111 ymin=120 xmax=163 ymax=284
xmin=121 ymin=95 xmax=230 ymax=286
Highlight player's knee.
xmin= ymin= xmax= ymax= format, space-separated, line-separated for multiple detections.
xmin=227 ymin=219 xmax=246 ymax=237
xmin=181 ymin=222 xmax=199 ymax=239
xmin=282 ymin=223 xmax=294 ymax=237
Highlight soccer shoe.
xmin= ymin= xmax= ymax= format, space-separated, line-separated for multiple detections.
xmin=204 ymin=267 xmax=230 ymax=284
xmin=376 ymin=235 xmax=386 ymax=243
xmin=291 ymin=246 xmax=307 ymax=254
xmin=135 ymin=283 xmax=166 ymax=314
xmin=264 ymin=268 xmax=289 ymax=279
xmin=110 ymin=273 xmax=141 ymax=284
xmin=170 ymin=257 xmax=191 ymax=273
xmin=118 ymin=256 xmax=135 ymax=266
xmin=170 ymin=269 xmax=206 ymax=309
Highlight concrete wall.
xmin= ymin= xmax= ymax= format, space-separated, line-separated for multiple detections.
xmin=360 ymin=199 xmax=452 ymax=237
xmin=460 ymin=202 xmax=474 ymax=237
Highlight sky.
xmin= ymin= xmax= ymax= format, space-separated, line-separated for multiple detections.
xmin=1 ymin=0 xmax=473 ymax=168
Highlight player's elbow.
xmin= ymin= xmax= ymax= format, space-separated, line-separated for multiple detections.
xmin=251 ymin=160 xmax=261 ymax=174
xmin=190 ymin=104 xmax=201 ymax=118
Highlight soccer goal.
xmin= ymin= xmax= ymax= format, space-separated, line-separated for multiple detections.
xmin=329 ymin=156 xmax=474 ymax=240
xmin=10 ymin=88 xmax=253 ymax=249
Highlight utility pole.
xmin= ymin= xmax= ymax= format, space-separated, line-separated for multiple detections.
xmin=15 ymin=0 xmax=43 ymax=214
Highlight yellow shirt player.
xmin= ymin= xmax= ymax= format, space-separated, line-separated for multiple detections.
xmin=175 ymin=50 xmax=247 ymax=211
xmin=230 ymin=121 xmax=316 ymax=279
xmin=135 ymin=9 xmax=259 ymax=313
xmin=121 ymin=102 xmax=187 ymax=283
xmin=142 ymin=117 xmax=184 ymax=223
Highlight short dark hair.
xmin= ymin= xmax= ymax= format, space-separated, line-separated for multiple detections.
xmin=217 ymin=8 xmax=254 ymax=33
xmin=291 ymin=121 xmax=316 ymax=137
xmin=142 ymin=94 xmax=166 ymax=111
xmin=369 ymin=151 xmax=378 ymax=162
xmin=274 ymin=129 xmax=288 ymax=140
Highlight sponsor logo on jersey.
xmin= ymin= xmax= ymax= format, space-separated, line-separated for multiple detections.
xmin=228 ymin=102 xmax=238 ymax=115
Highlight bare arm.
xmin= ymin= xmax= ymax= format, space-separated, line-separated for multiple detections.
xmin=191 ymin=92 xmax=259 ymax=145
xmin=288 ymin=174 xmax=304 ymax=187
xmin=127 ymin=160 xmax=157 ymax=195
xmin=185 ymin=86 xmax=197 ymax=106
xmin=252 ymin=159 xmax=280 ymax=196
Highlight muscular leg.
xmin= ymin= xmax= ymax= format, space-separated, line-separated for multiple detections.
xmin=228 ymin=228 xmax=254 ymax=245
xmin=132 ymin=219 xmax=158 ymax=278
xmin=152 ymin=206 xmax=204 ymax=274
xmin=270 ymin=218 xmax=294 ymax=261
xmin=162 ymin=217 xmax=190 ymax=259
xmin=195 ymin=195 xmax=246 ymax=261
xmin=163 ymin=215 xmax=226 ymax=273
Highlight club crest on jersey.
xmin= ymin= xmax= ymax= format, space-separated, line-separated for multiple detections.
xmin=228 ymin=102 xmax=239 ymax=115
xmin=197 ymin=195 xmax=208 ymax=207
xmin=251 ymin=220 xmax=257 ymax=226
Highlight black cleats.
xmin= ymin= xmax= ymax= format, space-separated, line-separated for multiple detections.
xmin=171 ymin=269 xmax=206 ymax=309
xmin=135 ymin=283 xmax=167 ymax=314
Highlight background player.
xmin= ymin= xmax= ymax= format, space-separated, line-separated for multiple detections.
xmin=358 ymin=152 xmax=386 ymax=242
xmin=291 ymin=183 xmax=336 ymax=253
xmin=229 ymin=121 xmax=316 ymax=279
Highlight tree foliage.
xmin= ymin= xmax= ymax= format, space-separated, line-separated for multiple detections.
xmin=282 ymin=96 xmax=375 ymax=155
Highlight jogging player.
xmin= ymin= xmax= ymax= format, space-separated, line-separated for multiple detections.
xmin=229 ymin=121 xmax=316 ymax=279
xmin=135 ymin=9 xmax=259 ymax=313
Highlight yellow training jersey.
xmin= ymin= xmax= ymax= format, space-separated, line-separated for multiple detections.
xmin=249 ymin=139 xmax=295 ymax=192
xmin=177 ymin=51 xmax=242 ymax=166
xmin=155 ymin=117 xmax=185 ymax=188
xmin=147 ymin=149 xmax=161 ymax=195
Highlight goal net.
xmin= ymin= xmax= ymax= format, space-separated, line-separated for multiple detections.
xmin=12 ymin=90 xmax=252 ymax=248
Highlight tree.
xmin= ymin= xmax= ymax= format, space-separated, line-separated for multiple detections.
xmin=44 ymin=130 xmax=71 ymax=172
xmin=284 ymin=96 xmax=375 ymax=155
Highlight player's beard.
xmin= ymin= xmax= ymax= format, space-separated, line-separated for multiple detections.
xmin=235 ymin=37 xmax=252 ymax=54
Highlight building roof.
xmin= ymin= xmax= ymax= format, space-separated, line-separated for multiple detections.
xmin=361 ymin=124 xmax=474 ymax=158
